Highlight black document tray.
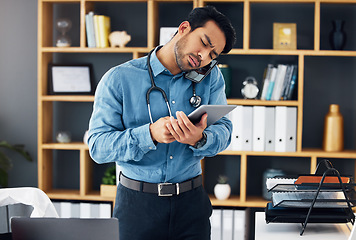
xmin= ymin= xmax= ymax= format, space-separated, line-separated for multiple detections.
xmin=265 ymin=159 xmax=355 ymax=235
xmin=265 ymin=202 xmax=353 ymax=224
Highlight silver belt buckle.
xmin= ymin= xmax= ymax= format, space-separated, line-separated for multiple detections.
xmin=158 ymin=183 xmax=174 ymax=197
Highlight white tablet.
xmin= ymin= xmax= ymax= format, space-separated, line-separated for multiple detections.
xmin=188 ymin=105 xmax=237 ymax=126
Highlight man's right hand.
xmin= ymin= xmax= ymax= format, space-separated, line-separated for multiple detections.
xmin=149 ymin=116 xmax=176 ymax=144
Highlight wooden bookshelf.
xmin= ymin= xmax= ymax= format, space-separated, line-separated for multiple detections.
xmin=38 ymin=0 xmax=356 ymax=206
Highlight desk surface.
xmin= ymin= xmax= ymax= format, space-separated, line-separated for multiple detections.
xmin=255 ymin=212 xmax=353 ymax=240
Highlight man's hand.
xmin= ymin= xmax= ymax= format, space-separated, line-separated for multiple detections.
xmin=166 ymin=111 xmax=207 ymax=146
xmin=149 ymin=116 xmax=176 ymax=144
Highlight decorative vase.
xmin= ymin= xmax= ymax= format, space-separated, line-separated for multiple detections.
xmin=214 ymin=183 xmax=231 ymax=200
xmin=322 ymin=104 xmax=344 ymax=152
xmin=329 ymin=20 xmax=346 ymax=50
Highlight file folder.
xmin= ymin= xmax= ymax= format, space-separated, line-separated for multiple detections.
xmin=230 ymin=106 xmax=253 ymax=151
xmin=230 ymin=106 xmax=243 ymax=151
xmin=264 ymin=107 xmax=275 ymax=151
xmin=242 ymin=106 xmax=253 ymax=151
xmin=222 ymin=209 xmax=233 ymax=240
xmin=275 ymin=106 xmax=297 ymax=152
xmin=252 ymin=106 xmax=266 ymax=151
xmin=211 ymin=209 xmax=222 ymax=240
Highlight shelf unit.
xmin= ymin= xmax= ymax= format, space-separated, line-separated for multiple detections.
xmin=38 ymin=0 xmax=356 ymax=207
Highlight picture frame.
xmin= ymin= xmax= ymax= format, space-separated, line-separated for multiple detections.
xmin=48 ymin=64 xmax=94 ymax=95
xmin=159 ymin=27 xmax=178 ymax=45
xmin=273 ymin=23 xmax=297 ymax=50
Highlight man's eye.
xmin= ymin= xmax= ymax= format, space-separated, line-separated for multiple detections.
xmin=201 ymin=39 xmax=207 ymax=46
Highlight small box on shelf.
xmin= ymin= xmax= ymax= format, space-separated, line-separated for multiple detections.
xmin=100 ymin=184 xmax=117 ymax=198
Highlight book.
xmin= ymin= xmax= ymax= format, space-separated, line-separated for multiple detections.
xmin=265 ymin=66 xmax=277 ymax=100
xmin=271 ymin=64 xmax=287 ymax=101
xmin=99 ymin=15 xmax=111 ymax=48
xmin=280 ymin=65 xmax=293 ymax=100
xmin=85 ymin=11 xmax=96 ymax=48
xmin=96 ymin=15 xmax=111 ymax=48
xmin=260 ymin=64 xmax=273 ymax=100
xmin=93 ymin=15 xmax=101 ymax=47
xmin=285 ymin=65 xmax=298 ymax=100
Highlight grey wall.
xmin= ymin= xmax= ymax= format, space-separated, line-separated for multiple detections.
xmin=0 ymin=0 xmax=38 ymax=187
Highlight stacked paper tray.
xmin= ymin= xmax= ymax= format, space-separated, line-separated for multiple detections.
xmin=265 ymin=178 xmax=356 ymax=223
xmin=268 ymin=182 xmax=356 ymax=208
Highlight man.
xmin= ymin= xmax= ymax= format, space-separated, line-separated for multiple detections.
xmin=88 ymin=6 xmax=236 ymax=240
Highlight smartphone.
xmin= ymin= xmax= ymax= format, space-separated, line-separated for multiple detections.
xmin=184 ymin=59 xmax=218 ymax=83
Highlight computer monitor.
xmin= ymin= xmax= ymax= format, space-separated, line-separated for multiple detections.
xmin=11 ymin=217 xmax=119 ymax=240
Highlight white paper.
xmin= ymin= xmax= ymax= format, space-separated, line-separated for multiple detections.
xmin=52 ymin=66 xmax=91 ymax=92
xmin=0 ymin=187 xmax=58 ymax=217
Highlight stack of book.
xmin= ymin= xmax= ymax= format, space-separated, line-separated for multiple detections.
xmin=85 ymin=11 xmax=111 ymax=48
xmin=260 ymin=64 xmax=298 ymax=101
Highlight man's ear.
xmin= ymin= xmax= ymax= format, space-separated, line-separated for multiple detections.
xmin=177 ymin=21 xmax=191 ymax=36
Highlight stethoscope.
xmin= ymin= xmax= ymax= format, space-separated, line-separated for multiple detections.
xmin=146 ymin=48 xmax=202 ymax=124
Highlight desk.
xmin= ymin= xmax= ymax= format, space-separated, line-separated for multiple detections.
xmin=255 ymin=212 xmax=353 ymax=240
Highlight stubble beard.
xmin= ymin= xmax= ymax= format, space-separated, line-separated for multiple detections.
xmin=174 ymin=36 xmax=191 ymax=73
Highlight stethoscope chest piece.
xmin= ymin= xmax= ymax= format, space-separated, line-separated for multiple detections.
xmin=190 ymin=92 xmax=202 ymax=108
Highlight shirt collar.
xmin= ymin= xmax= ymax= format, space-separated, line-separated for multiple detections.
xmin=149 ymin=46 xmax=169 ymax=77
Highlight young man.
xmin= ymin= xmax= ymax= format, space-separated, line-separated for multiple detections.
xmin=88 ymin=6 xmax=236 ymax=240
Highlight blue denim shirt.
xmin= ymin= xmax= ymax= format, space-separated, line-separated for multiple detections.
xmin=88 ymin=48 xmax=232 ymax=183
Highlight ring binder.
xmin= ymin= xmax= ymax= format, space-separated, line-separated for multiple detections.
xmin=265 ymin=159 xmax=356 ymax=236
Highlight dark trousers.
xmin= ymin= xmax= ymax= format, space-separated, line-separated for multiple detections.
xmin=113 ymin=182 xmax=212 ymax=240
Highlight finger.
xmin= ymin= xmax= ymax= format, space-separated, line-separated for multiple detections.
xmin=170 ymin=116 xmax=184 ymax=139
xmin=198 ymin=113 xmax=208 ymax=128
xmin=166 ymin=122 xmax=180 ymax=140
xmin=177 ymin=111 xmax=198 ymax=132
xmin=176 ymin=111 xmax=191 ymax=133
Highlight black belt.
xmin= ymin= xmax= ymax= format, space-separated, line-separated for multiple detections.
xmin=119 ymin=173 xmax=202 ymax=197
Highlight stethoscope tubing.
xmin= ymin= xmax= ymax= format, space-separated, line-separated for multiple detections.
xmin=146 ymin=48 xmax=200 ymax=124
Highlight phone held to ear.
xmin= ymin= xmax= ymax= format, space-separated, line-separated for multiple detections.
xmin=184 ymin=59 xmax=218 ymax=83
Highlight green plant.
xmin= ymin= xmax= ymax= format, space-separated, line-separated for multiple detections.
xmin=101 ymin=165 xmax=116 ymax=185
xmin=0 ymin=141 xmax=32 ymax=187
xmin=217 ymin=175 xmax=228 ymax=184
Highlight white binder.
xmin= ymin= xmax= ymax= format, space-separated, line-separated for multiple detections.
xmin=210 ymin=209 xmax=222 ymax=240
xmin=230 ymin=106 xmax=244 ymax=151
xmin=233 ymin=209 xmax=246 ymax=240
xmin=264 ymin=107 xmax=275 ymax=152
xmin=60 ymin=202 xmax=72 ymax=218
xmin=252 ymin=106 xmax=266 ymax=151
xmin=275 ymin=106 xmax=297 ymax=152
xmin=222 ymin=209 xmax=234 ymax=240
xmin=242 ymin=106 xmax=253 ymax=151
xmin=225 ymin=112 xmax=234 ymax=151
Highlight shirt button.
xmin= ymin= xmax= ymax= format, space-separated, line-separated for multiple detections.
xmin=149 ymin=147 xmax=152 ymax=149
xmin=170 ymin=156 xmax=173 ymax=159
xmin=172 ymin=100 xmax=175 ymax=104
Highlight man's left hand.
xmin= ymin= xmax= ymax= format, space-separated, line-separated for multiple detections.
xmin=166 ymin=111 xmax=207 ymax=146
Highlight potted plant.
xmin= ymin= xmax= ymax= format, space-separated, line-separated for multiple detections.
xmin=0 ymin=141 xmax=32 ymax=187
xmin=100 ymin=164 xmax=117 ymax=198
xmin=214 ymin=175 xmax=231 ymax=200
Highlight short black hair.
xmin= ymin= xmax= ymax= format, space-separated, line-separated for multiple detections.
xmin=187 ymin=6 xmax=236 ymax=54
